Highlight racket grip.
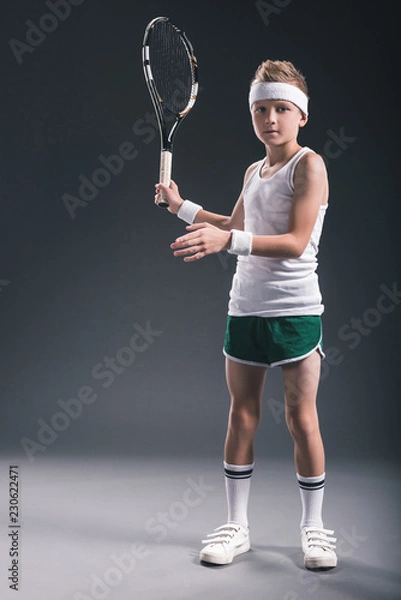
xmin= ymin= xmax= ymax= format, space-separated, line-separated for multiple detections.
xmin=158 ymin=150 xmax=172 ymax=208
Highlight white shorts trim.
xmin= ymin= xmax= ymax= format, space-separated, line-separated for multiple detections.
xmin=223 ymin=348 xmax=269 ymax=368
xmin=223 ymin=341 xmax=325 ymax=369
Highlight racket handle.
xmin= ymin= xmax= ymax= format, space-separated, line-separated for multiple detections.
xmin=158 ymin=150 xmax=172 ymax=208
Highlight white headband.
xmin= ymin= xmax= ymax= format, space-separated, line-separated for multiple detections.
xmin=249 ymin=82 xmax=309 ymax=116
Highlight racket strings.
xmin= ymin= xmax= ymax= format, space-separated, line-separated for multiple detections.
xmin=149 ymin=21 xmax=195 ymax=115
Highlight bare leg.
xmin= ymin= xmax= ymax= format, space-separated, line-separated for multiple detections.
xmin=224 ymin=358 xmax=267 ymax=465
xmin=282 ymin=350 xmax=325 ymax=477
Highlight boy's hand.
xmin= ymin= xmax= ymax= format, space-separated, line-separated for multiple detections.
xmin=155 ymin=180 xmax=184 ymax=214
xmin=171 ymin=223 xmax=232 ymax=262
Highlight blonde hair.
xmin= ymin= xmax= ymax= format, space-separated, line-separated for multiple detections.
xmin=251 ymin=59 xmax=308 ymax=97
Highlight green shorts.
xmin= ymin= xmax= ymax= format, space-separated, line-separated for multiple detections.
xmin=223 ymin=315 xmax=324 ymax=368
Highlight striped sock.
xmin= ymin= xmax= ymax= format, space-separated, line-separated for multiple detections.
xmin=224 ymin=461 xmax=254 ymax=529
xmin=297 ymin=472 xmax=325 ymax=529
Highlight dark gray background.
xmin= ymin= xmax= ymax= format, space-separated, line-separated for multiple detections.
xmin=1 ymin=0 xmax=400 ymax=464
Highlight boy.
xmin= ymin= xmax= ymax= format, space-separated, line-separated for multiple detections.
xmin=155 ymin=59 xmax=337 ymax=570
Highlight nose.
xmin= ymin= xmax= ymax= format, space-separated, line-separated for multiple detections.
xmin=264 ymin=110 xmax=276 ymax=124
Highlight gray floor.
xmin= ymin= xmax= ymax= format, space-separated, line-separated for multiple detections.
xmin=1 ymin=456 xmax=400 ymax=600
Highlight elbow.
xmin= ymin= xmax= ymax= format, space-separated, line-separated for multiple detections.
xmin=288 ymin=234 xmax=308 ymax=258
xmin=288 ymin=235 xmax=307 ymax=258
xmin=290 ymin=247 xmax=304 ymax=259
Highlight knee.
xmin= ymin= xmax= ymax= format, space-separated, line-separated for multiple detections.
xmin=228 ymin=404 xmax=261 ymax=434
xmin=286 ymin=410 xmax=320 ymax=440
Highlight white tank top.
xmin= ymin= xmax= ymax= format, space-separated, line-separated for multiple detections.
xmin=228 ymin=147 xmax=328 ymax=317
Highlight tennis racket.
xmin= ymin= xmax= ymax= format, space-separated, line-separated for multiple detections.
xmin=142 ymin=16 xmax=199 ymax=208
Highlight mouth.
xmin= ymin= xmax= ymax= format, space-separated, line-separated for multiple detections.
xmin=264 ymin=130 xmax=278 ymax=134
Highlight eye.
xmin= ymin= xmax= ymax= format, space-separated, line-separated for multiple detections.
xmin=277 ymin=105 xmax=289 ymax=113
xmin=255 ymin=106 xmax=266 ymax=113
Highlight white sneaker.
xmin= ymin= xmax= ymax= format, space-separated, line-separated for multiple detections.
xmin=301 ymin=527 xmax=337 ymax=569
xmin=200 ymin=523 xmax=251 ymax=565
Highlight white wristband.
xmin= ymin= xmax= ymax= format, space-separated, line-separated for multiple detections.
xmin=227 ymin=229 xmax=253 ymax=256
xmin=177 ymin=200 xmax=203 ymax=224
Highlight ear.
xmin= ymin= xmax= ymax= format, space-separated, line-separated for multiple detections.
xmin=299 ymin=112 xmax=308 ymax=128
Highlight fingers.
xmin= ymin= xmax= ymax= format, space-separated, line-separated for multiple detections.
xmin=171 ymin=235 xmax=201 ymax=251
xmin=155 ymin=183 xmax=165 ymax=200
xmin=185 ymin=223 xmax=209 ymax=231
xmin=171 ymin=224 xmax=222 ymax=261
xmin=155 ymin=180 xmax=178 ymax=193
xmin=155 ymin=181 xmax=180 ymax=207
xmin=183 ymin=252 xmax=204 ymax=262
xmin=173 ymin=242 xmax=205 ymax=261
xmin=173 ymin=246 xmax=204 ymax=259
xmin=154 ymin=184 xmax=169 ymax=205
xmin=170 ymin=233 xmax=205 ymax=259
xmin=171 ymin=229 xmax=203 ymax=247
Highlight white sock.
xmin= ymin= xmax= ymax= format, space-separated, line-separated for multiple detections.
xmin=224 ymin=461 xmax=254 ymax=529
xmin=297 ymin=472 xmax=325 ymax=529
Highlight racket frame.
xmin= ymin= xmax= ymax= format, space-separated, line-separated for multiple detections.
xmin=142 ymin=16 xmax=198 ymax=207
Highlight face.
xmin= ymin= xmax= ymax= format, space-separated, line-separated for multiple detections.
xmin=251 ymin=99 xmax=307 ymax=147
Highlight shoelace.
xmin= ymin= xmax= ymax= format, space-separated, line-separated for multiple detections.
xmin=303 ymin=527 xmax=337 ymax=551
xmin=201 ymin=524 xmax=243 ymax=546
